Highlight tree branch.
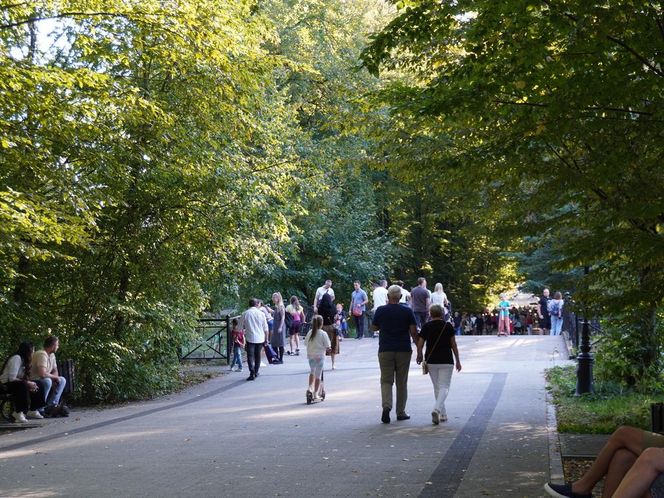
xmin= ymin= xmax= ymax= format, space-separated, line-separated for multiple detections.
xmin=606 ymin=35 xmax=664 ymax=78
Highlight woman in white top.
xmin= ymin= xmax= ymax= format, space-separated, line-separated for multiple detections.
xmin=431 ymin=283 xmax=449 ymax=316
xmin=0 ymin=341 xmax=46 ymax=422
xmin=304 ymin=315 xmax=331 ymax=400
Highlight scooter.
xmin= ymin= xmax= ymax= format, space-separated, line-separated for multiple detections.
xmin=306 ymin=371 xmax=325 ymax=404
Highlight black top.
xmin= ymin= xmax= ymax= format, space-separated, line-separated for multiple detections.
xmin=539 ymin=296 xmax=550 ymax=317
xmin=373 ymin=304 xmax=416 ymax=353
xmin=419 ymin=320 xmax=455 ymax=364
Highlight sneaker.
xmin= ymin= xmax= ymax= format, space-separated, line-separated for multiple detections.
xmin=381 ymin=408 xmax=390 ymax=424
xmin=12 ymin=412 xmax=28 ymax=423
xmin=58 ymin=405 xmax=70 ymax=417
xmin=440 ymin=414 xmax=448 ymax=422
xmin=26 ymin=410 xmax=44 ymax=420
xmin=246 ymin=375 xmax=255 ymax=381
xmin=396 ymin=413 xmax=411 ymax=421
xmin=544 ymin=482 xmax=591 ymax=498
xmin=431 ymin=410 xmax=440 ymax=425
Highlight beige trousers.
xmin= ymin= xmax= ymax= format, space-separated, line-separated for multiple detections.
xmin=378 ymin=351 xmax=412 ymax=415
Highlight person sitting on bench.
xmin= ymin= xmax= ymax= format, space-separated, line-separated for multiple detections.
xmin=30 ymin=335 xmax=70 ymax=417
xmin=545 ymin=425 xmax=664 ymax=498
xmin=0 ymin=341 xmax=47 ymax=423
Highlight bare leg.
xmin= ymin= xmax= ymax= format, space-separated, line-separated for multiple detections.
xmin=602 ymin=449 xmax=638 ymax=497
xmin=331 ymin=353 xmax=335 ymax=369
xmin=314 ymin=377 xmax=321 ymax=393
xmin=308 ymin=373 xmax=315 ymax=391
xmin=572 ymin=426 xmax=645 ymax=495
xmin=612 ymin=447 xmax=664 ymax=498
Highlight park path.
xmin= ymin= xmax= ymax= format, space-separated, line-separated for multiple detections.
xmin=0 ymin=335 xmax=571 ymax=497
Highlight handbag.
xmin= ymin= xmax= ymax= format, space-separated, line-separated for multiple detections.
xmin=352 ymin=306 xmax=362 ymax=317
xmin=422 ymin=326 xmax=444 ymax=375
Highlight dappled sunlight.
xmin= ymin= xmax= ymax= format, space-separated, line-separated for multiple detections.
xmin=0 ymin=429 xmax=175 ymax=461
xmin=0 ymin=488 xmax=61 ymax=498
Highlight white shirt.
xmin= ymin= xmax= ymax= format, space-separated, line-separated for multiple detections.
xmin=372 ymin=286 xmax=388 ymax=311
xmin=0 ymin=355 xmax=24 ymax=383
xmin=305 ymin=328 xmax=331 ymax=356
xmin=30 ymin=350 xmax=57 ymax=380
xmin=315 ymin=286 xmax=335 ymax=307
xmin=242 ymin=307 xmax=268 ymax=344
xmin=399 ymin=288 xmax=411 ymax=304
xmin=431 ymin=291 xmax=448 ymax=308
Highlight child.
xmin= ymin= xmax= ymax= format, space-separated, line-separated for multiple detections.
xmin=334 ymin=303 xmax=347 ymax=340
xmin=304 ymin=315 xmax=331 ymax=400
xmin=230 ymin=318 xmax=245 ymax=372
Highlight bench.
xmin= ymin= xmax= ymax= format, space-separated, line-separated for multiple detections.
xmin=0 ymin=385 xmax=12 ymax=422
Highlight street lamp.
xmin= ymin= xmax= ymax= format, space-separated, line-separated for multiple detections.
xmin=576 ymin=266 xmax=594 ymax=395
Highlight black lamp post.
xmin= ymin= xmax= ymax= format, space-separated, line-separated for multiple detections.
xmin=576 ymin=266 xmax=594 ymax=395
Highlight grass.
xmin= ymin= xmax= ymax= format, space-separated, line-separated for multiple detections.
xmin=546 ymin=365 xmax=661 ymax=434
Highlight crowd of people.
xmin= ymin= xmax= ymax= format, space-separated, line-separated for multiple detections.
xmin=0 ymin=335 xmax=71 ymax=423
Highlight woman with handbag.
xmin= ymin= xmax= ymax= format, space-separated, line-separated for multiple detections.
xmin=416 ymin=304 xmax=462 ymax=425
xmin=349 ymin=280 xmax=368 ymax=339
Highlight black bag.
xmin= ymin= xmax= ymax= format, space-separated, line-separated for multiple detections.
xmin=285 ymin=311 xmax=293 ymax=330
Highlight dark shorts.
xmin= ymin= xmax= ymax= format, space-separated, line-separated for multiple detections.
xmin=289 ymin=322 xmax=301 ymax=336
xmin=539 ymin=315 xmax=551 ymax=329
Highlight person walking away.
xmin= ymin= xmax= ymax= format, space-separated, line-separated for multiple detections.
xmin=0 ymin=342 xmax=47 ymax=422
xmin=241 ymin=299 xmax=269 ymax=381
xmin=538 ymin=288 xmax=551 ymax=334
xmin=313 ymin=280 xmax=335 ymax=314
xmin=411 ymin=277 xmax=431 ymax=330
xmin=475 ymin=313 xmax=485 ymax=335
xmin=371 ymin=285 xmax=418 ymax=424
xmin=286 ymin=296 xmax=305 ymax=356
xmin=394 ymin=280 xmax=411 ymax=307
xmin=318 ymin=287 xmax=339 ymax=369
xmin=269 ymin=292 xmax=286 ymax=362
xmin=372 ymin=280 xmax=389 ymax=338
xmin=430 ymin=283 xmax=449 ymax=319
xmin=350 ymin=281 xmax=369 ymax=339
xmin=416 ymin=305 xmax=461 ymax=424
xmin=453 ymin=311 xmax=462 ymax=336
xmin=30 ymin=335 xmax=70 ymax=417
xmin=548 ymin=291 xmax=565 ymax=336
xmin=497 ymin=294 xmax=511 ymax=336
xmin=229 ymin=319 xmax=245 ymax=372
xmin=304 ymin=315 xmax=331 ymax=401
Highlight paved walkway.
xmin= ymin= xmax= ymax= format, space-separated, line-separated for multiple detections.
xmin=0 ymin=335 xmax=571 ymax=497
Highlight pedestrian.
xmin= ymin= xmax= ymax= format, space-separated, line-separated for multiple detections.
xmin=411 ymin=277 xmax=431 ymax=330
xmin=304 ymin=315 xmax=331 ymax=401
xmin=229 ymin=318 xmax=245 ymax=372
xmin=416 ymin=304 xmax=461 ymax=424
xmin=0 ymin=341 xmax=47 ymax=422
xmin=548 ymin=291 xmax=565 ymax=336
xmin=372 ymin=279 xmax=389 ymax=337
xmin=498 ymin=294 xmax=511 ymax=336
xmin=349 ymin=280 xmax=369 ymax=339
xmin=544 ymin=425 xmax=664 ymax=498
xmin=286 ymin=296 xmax=305 ymax=356
xmin=393 ymin=280 xmax=411 ymax=307
xmin=538 ymin=288 xmax=551 ymax=334
xmin=241 ymin=298 xmax=269 ymax=381
xmin=430 ymin=283 xmax=449 ymax=318
xmin=318 ymin=285 xmax=339 ymax=369
xmin=371 ymin=285 xmax=418 ymax=424
xmin=313 ymin=279 xmax=335 ymax=315
xmin=475 ymin=313 xmax=485 ymax=335
xmin=269 ymin=292 xmax=286 ymax=362
xmin=334 ymin=303 xmax=348 ymax=339
xmin=453 ymin=311 xmax=462 ymax=336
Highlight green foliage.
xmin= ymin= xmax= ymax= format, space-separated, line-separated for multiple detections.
xmin=546 ymin=366 xmax=656 ymax=434
xmin=363 ymin=0 xmax=664 ymax=380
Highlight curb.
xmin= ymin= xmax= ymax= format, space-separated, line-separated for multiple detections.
xmin=546 ymin=390 xmax=564 ymax=483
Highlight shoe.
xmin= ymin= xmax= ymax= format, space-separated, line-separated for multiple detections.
xmin=396 ymin=413 xmax=411 ymax=421
xmin=12 ymin=412 xmax=28 ymax=423
xmin=286 ymin=351 xmax=292 ymax=355
xmin=431 ymin=410 xmax=440 ymax=425
xmin=58 ymin=405 xmax=70 ymax=417
xmin=306 ymin=390 xmax=313 ymax=405
xmin=544 ymin=482 xmax=591 ymax=498
xmin=246 ymin=375 xmax=255 ymax=381
xmin=332 ymin=365 xmax=336 ymax=370
xmin=295 ymin=349 xmax=300 ymax=356
xmin=254 ymin=372 xmax=259 ymax=377
xmin=26 ymin=410 xmax=44 ymax=420
xmin=381 ymin=408 xmax=390 ymax=424
xmin=440 ymin=414 xmax=448 ymax=422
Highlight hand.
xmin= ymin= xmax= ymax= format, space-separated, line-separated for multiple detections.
xmin=53 ymin=376 xmax=61 ymax=385
xmin=27 ymin=381 xmax=38 ymax=392
xmin=456 ymin=362 xmax=462 ymax=372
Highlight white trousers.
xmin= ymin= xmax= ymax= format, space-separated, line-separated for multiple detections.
xmin=428 ymin=363 xmax=454 ymax=416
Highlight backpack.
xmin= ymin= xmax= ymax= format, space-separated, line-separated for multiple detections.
xmin=318 ymin=291 xmax=335 ymax=324
xmin=285 ymin=311 xmax=293 ymax=329
xmin=549 ymin=300 xmax=561 ymax=317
